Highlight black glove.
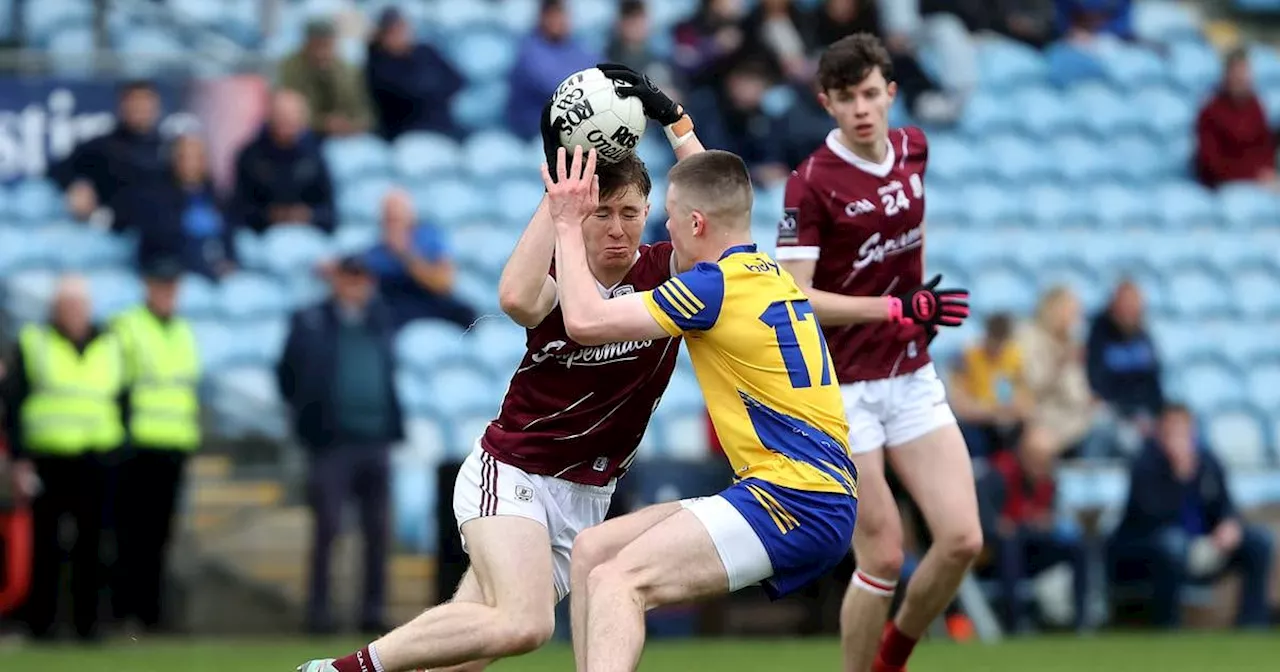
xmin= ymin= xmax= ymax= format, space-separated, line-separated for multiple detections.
xmin=889 ymin=275 xmax=970 ymax=329
xmin=596 ymin=62 xmax=683 ymax=126
xmin=539 ymin=100 xmax=563 ymax=183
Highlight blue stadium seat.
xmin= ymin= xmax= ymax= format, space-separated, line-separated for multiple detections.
xmin=1176 ymin=355 xmax=1245 ymax=410
xmin=1217 ymin=184 xmax=1279 ymax=228
xmin=655 ymin=369 xmax=705 ymax=418
xmin=924 ymin=134 xmax=978 ymax=185
xmin=0 ymin=225 xmax=54 ymax=273
xmin=1133 ymin=0 xmax=1204 ymax=43
xmin=208 ymin=366 xmax=289 ymax=440
xmin=965 ymin=180 xmax=1029 ymax=224
xmin=454 ymin=224 xmax=517 ymax=277
xmin=1152 ymin=181 xmax=1218 ymax=228
xmin=3 ymin=269 xmax=58 ymax=324
xmin=114 ymin=27 xmax=187 ymax=77
xmin=176 ymin=273 xmax=220 ymax=318
xmin=1207 ymin=406 xmax=1273 ymax=468
xmin=257 ymin=225 xmax=333 ymax=278
xmin=448 ymin=28 xmax=518 ymax=82
xmin=1010 ymin=86 xmax=1080 ymax=139
xmin=1265 ymin=89 xmax=1280 ymax=128
xmin=959 ymin=91 xmax=1019 ymax=137
xmin=926 ymin=184 xmax=967 ymax=225
xmin=977 ymin=37 xmax=1048 ymax=92
xmin=468 ymin=317 xmax=528 ymax=378
xmin=1111 ymin=136 xmax=1169 ymax=183
xmin=450 ymin=82 xmax=510 ymax=132
xmin=394 ymin=319 xmax=473 ymax=374
xmin=219 ymin=272 xmax=292 ymax=320
xmin=1231 ymin=264 xmax=1280 ymax=319
xmin=569 ymin=0 xmax=619 ymax=35
xmin=1089 ymin=184 xmax=1157 ymax=228
xmin=452 ymin=411 xmax=497 ymax=457
xmin=1153 ymin=319 xmax=1211 ymax=366
xmin=402 ymin=414 xmax=450 ymax=462
xmin=393 ymin=132 xmax=462 ymax=179
xmin=332 ymin=223 xmax=381 ymax=256
xmin=9 ymin=179 xmax=62 ymax=223
xmin=233 ymin=229 xmax=263 ymax=269
xmin=46 ymin=25 xmax=97 ymax=76
xmin=324 ymin=135 xmax=392 ymax=185
xmin=391 ymin=459 xmax=439 ymax=553
xmin=985 ymin=135 xmax=1053 ymax=184
xmin=453 ymin=266 xmax=501 ymax=315
xmin=23 ymin=0 xmax=93 ymax=46
xmin=493 ymin=0 xmax=541 ymax=33
xmin=1246 ymin=357 xmax=1280 ymax=409
xmin=415 ymin=178 xmax=488 ymax=226
xmin=464 ymin=129 xmax=534 ymax=181
xmin=660 ymin=411 xmax=711 ymax=460
xmin=1025 ymin=183 xmax=1082 ymax=228
xmin=1037 ymin=260 xmax=1105 ymax=309
xmin=337 ymin=176 xmax=396 ymax=222
xmin=971 ymin=263 xmax=1038 ymax=314
xmin=1249 ymin=44 xmax=1280 ymax=89
xmin=1049 ymin=136 xmax=1115 ymax=184
xmin=429 ymin=0 xmax=504 ymax=34
xmin=1120 ymin=263 xmax=1171 ymax=316
xmin=926 ymin=255 xmax=971 ymax=290
xmin=1100 ymin=43 xmax=1168 ymax=89
xmin=236 ymin=317 xmax=289 ymax=364
xmin=1167 ymin=40 xmax=1222 ymax=96
xmin=1133 ymin=85 xmax=1197 ymax=141
xmin=86 ymin=269 xmax=143 ymax=320
xmin=395 ymin=370 xmax=434 ymax=415
xmin=1165 ymin=262 xmax=1232 ymax=318
xmin=426 ymin=364 xmax=499 ymax=417
xmin=1064 ymin=82 xmax=1146 ymax=137
xmin=191 ymin=319 xmax=233 ymax=369
xmin=494 ymin=176 xmax=547 ymax=226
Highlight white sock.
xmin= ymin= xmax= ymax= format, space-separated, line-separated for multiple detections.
xmin=367 ymin=643 xmax=386 ymax=672
xmin=852 ymin=569 xmax=898 ymax=598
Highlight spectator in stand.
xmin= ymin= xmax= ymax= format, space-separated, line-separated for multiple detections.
xmin=1108 ymin=404 xmax=1273 ymax=629
xmin=1018 ymin=287 xmax=1110 ymax=458
xmin=365 ymin=7 xmax=464 ymax=141
xmin=673 ymin=0 xmax=749 ymax=89
xmin=51 ymin=80 xmax=168 ymax=228
xmin=1195 ymin=48 xmax=1277 ymax=190
xmin=361 ymin=189 xmax=476 ymax=330
xmin=117 ymin=135 xmax=237 ymax=281
xmin=988 ymin=424 xmax=1089 ymax=633
xmin=277 ymin=255 xmax=404 ymax=635
xmin=1086 ymin=280 xmax=1163 ymax=430
xmin=606 ymin=0 xmax=675 ymax=91
xmin=683 ymin=58 xmax=790 ymax=186
xmin=743 ymin=0 xmax=814 ymax=83
xmin=506 ymin=0 xmax=599 ymax=139
xmin=1054 ymin=0 xmax=1133 ymax=40
xmin=233 ymin=90 xmax=336 ymax=234
xmin=874 ymin=0 xmax=977 ymax=124
xmin=949 ymin=0 xmax=1056 ymax=48
xmin=279 ymin=18 xmax=372 ymax=138
xmin=949 ymin=313 xmax=1034 ymax=457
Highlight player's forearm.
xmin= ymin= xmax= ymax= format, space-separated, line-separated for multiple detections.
xmin=553 ymin=221 xmax=610 ymax=344
xmin=804 ymin=287 xmax=894 ymax=326
xmin=667 ymin=114 xmax=704 ymax=161
xmin=499 ymin=198 xmax=557 ymax=324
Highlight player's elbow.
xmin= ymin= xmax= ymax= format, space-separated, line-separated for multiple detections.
xmin=563 ymin=317 xmax=611 ymax=346
xmin=499 ymin=289 xmax=542 ymax=328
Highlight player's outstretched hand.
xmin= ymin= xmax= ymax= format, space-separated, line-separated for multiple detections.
xmin=539 ymin=100 xmax=563 ymax=181
xmin=541 ymin=145 xmax=599 ymax=229
xmin=597 ymin=62 xmax=683 ymax=126
xmin=890 ymin=275 xmax=970 ymax=329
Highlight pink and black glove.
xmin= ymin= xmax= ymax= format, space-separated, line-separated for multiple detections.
xmin=887 ymin=275 xmax=970 ymax=329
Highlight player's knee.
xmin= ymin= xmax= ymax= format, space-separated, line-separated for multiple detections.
xmin=571 ymin=525 xmax=614 ymax=577
xmin=858 ymin=543 xmax=905 ymax=579
xmin=495 ymin=612 xmax=555 ymax=656
xmin=938 ymin=524 xmax=984 ymax=567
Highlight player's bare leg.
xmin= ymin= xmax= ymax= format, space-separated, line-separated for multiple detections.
xmin=425 ymin=569 xmax=491 ymax=672
xmin=569 ymin=502 xmax=683 ymax=670
xmin=878 ymin=424 xmax=983 ymax=670
xmin=839 ymin=448 xmax=905 ymax=672
xmin=318 ymin=516 xmax=557 ymax=672
xmin=582 ymin=508 xmax=730 ymax=672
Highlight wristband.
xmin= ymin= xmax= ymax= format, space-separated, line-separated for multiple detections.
xmin=885 ymin=296 xmax=905 ymax=324
xmin=664 ymin=112 xmax=695 ymax=149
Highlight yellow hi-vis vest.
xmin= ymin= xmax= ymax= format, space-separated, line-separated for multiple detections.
xmin=112 ymin=307 xmax=202 ymax=450
xmin=18 ymin=324 xmax=125 ymax=455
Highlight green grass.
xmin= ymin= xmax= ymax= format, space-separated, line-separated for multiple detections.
xmin=1 ymin=632 xmax=1277 ymax=672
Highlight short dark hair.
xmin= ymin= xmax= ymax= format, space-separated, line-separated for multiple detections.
xmin=985 ymin=313 xmax=1014 ymax=342
xmin=817 ymin=33 xmax=894 ymax=92
xmin=667 ymin=150 xmax=753 ymax=223
xmin=118 ymin=79 xmax=156 ymax=98
xmin=619 ymin=0 xmax=645 ymax=18
xmin=1226 ymin=46 xmax=1249 ymax=68
xmin=597 ymin=154 xmax=652 ymax=201
xmin=1162 ymin=402 xmax=1192 ymax=420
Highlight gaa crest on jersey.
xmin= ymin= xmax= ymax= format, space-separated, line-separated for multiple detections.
xmin=777 ymin=207 xmax=799 ymax=244
xmin=612 ymin=284 xmax=635 ymax=297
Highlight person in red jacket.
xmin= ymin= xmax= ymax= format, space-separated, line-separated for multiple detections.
xmin=989 ymin=424 xmax=1089 ymax=632
xmin=1195 ymin=47 xmax=1277 ymax=189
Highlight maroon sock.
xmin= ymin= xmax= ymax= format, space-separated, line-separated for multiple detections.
xmin=879 ymin=623 xmax=919 ymax=668
xmin=331 ymin=645 xmax=381 ymax=672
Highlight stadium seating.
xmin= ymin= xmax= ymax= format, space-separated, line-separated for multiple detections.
xmin=4 ymin=0 xmax=1280 ymax=551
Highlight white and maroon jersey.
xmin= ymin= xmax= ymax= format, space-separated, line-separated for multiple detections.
xmin=481 ymin=243 xmax=680 ymax=486
xmin=776 ymin=127 xmax=931 ymax=384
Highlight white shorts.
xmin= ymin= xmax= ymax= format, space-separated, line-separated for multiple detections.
xmin=842 ymin=362 xmax=957 ymax=455
xmin=680 ymin=495 xmax=773 ymax=592
xmin=453 ymin=442 xmax=616 ymax=601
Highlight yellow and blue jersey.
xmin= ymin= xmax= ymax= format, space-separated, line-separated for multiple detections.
xmin=643 ymin=244 xmax=855 ymax=497
xmin=642 ymin=243 xmax=858 ymax=599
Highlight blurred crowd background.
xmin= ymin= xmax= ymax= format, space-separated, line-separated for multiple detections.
xmin=0 ymin=0 xmax=1278 ymax=646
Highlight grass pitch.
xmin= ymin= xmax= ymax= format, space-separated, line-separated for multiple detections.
xmin=1 ymin=632 xmax=1276 ymax=672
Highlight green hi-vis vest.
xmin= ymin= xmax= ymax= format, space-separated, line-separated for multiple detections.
xmin=112 ymin=307 xmax=202 ymax=450
xmin=18 ymin=324 xmax=125 ymax=455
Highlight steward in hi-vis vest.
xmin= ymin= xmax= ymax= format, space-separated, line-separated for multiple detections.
xmin=109 ymin=258 xmax=202 ymax=633
xmin=2 ymin=275 xmax=123 ymax=641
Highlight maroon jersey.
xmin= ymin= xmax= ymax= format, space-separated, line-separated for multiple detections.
xmin=776 ymin=127 xmax=931 ymax=383
xmin=481 ymin=242 xmax=680 ymax=486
